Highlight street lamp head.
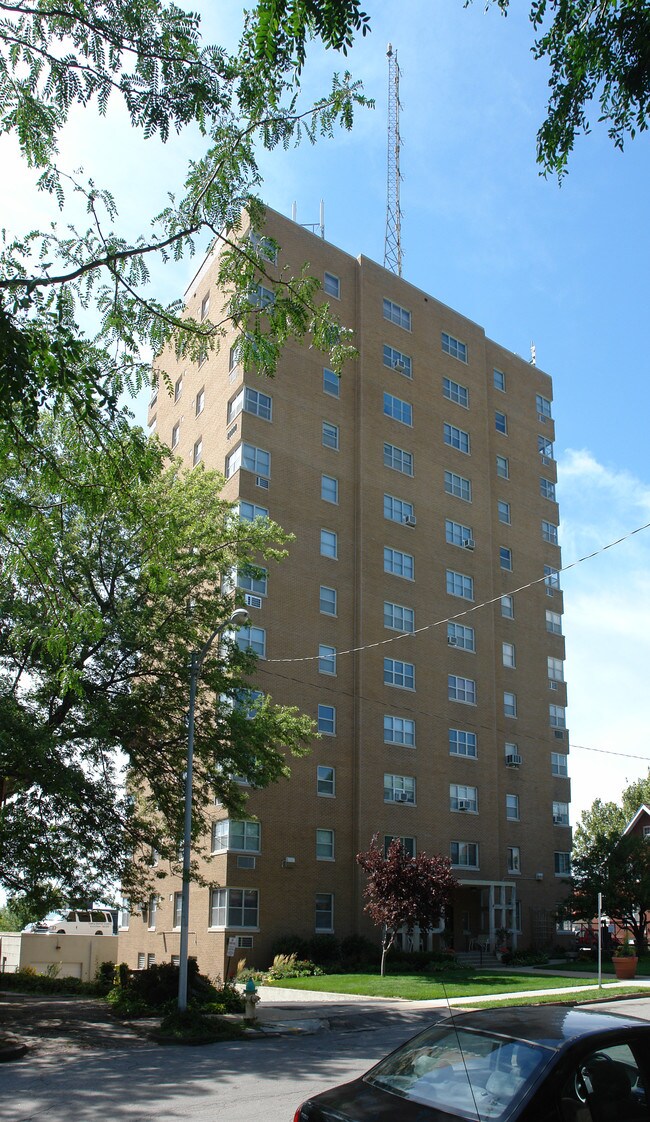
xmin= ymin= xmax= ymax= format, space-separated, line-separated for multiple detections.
xmin=228 ymin=607 xmax=250 ymax=629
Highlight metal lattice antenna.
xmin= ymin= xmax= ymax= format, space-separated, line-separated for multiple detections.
xmin=384 ymin=44 xmax=403 ymax=276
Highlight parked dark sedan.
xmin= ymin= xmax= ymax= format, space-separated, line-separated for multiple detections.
xmin=293 ymin=1006 xmax=650 ymax=1121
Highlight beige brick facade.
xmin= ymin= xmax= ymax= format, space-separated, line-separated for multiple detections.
xmin=118 ymin=207 xmax=571 ymax=977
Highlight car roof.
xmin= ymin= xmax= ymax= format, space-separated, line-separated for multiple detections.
xmin=441 ymin=1006 xmax=650 ymax=1049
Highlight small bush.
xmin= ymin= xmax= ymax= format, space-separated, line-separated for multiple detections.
xmin=501 ymin=950 xmax=550 ymax=967
xmin=156 ymin=1009 xmax=246 ymax=1044
xmin=266 ymin=953 xmax=323 ymax=980
xmin=306 ymin=934 xmax=340 ymax=965
xmin=339 ymin=934 xmax=379 ymax=968
xmin=270 ymin=934 xmax=312 ymax=960
xmin=107 ymin=958 xmax=222 ymax=1016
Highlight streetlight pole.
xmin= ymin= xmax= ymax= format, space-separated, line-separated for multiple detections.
xmin=178 ymin=607 xmax=249 ymax=1012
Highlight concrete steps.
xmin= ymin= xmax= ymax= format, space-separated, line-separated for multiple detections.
xmin=455 ymin=951 xmax=500 ymax=969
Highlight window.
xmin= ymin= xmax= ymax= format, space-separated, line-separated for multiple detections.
xmin=316 ymin=828 xmax=335 ymax=860
xmin=173 ymin=892 xmax=182 ymax=928
xmin=384 ymin=836 xmax=416 ymax=858
xmin=448 ymin=675 xmax=476 ymax=704
xmin=228 ymin=386 xmax=272 ymax=422
xmin=540 ymin=478 xmax=556 ymax=501
xmin=500 ymin=547 xmax=512 ymax=571
xmin=384 ymin=715 xmax=416 ymax=747
xmin=384 ymin=601 xmax=415 ymax=632
xmin=538 ymin=434 xmax=554 ymax=459
xmin=321 ymin=475 xmax=339 ymax=504
xmin=502 ymin=642 xmax=516 ymax=668
xmin=449 ymin=729 xmax=478 ymax=758
xmin=497 ymin=500 xmax=511 ymax=525
xmin=147 ymin=953 xmax=156 ymax=968
xmin=443 ymin=423 xmax=470 ymax=454
xmin=507 ymin=847 xmax=521 ymax=874
xmin=536 ymin=394 xmax=552 ymax=419
xmin=384 ymin=546 xmax=414 ymax=580
xmin=226 ymin=443 xmax=270 ymax=479
xmin=383 ymin=298 xmax=411 ymax=330
xmin=195 ymin=388 xmax=205 ymax=416
xmin=174 ymin=375 xmax=183 ymax=402
xmin=542 ymin=520 xmax=559 ymax=545
xmin=493 ymin=369 xmax=506 ymax=391
xmin=322 ymin=422 xmax=339 ymax=449
xmin=384 ymin=658 xmax=415 ymax=690
xmin=451 ymin=841 xmax=478 ymax=868
xmin=544 ymin=565 xmax=560 ymax=590
xmin=554 ymin=851 xmax=571 ymax=875
xmin=237 ymin=565 xmax=268 ymax=597
xmin=506 ymin=794 xmax=520 ymax=821
xmin=236 ymin=626 xmax=266 ymax=658
xmin=384 ymin=773 xmax=416 ymax=804
xmin=551 ymin=751 xmax=568 ymax=777
xmin=442 ymin=331 xmax=467 ymax=362
xmin=197 ymin=346 xmax=207 ymax=369
xmin=384 ymin=442 xmax=414 ymax=475
xmin=495 ymin=411 xmax=507 ymax=434
xmin=210 ymin=887 xmax=259 ymax=928
xmin=445 ymin=519 xmax=473 ymax=547
xmin=546 ymin=610 xmax=562 ymax=635
xmin=549 ymin=704 xmax=566 ymax=729
xmin=315 ymin=893 xmax=334 ymax=931
xmin=148 ymin=895 xmax=157 ymax=930
xmin=548 ymin=657 xmax=564 ymax=682
xmin=318 ymin=644 xmax=336 ymax=675
xmin=383 ymin=344 xmax=412 ymax=378
xmin=323 ymin=367 xmax=340 ymax=397
xmin=119 ymin=899 xmax=130 ymax=929
xmin=239 ymin=500 xmax=269 ymax=521
xmin=320 ymin=586 xmax=337 ymax=615
xmin=450 ymin=784 xmax=478 ymax=812
xmin=384 ymin=392 xmax=412 ymax=426
xmin=446 ymin=570 xmax=474 ymax=600
xmin=501 ymin=595 xmax=514 ymax=618
xmin=504 ymin=691 xmax=517 ymax=718
xmin=553 ymin=801 xmax=569 ymax=826
xmin=444 ymin=470 xmax=472 ymax=501
xmin=250 ymin=283 xmax=274 ymax=308
xmin=324 ymin=272 xmax=340 ymax=298
xmin=496 ymin=455 xmax=509 ymax=479
xmin=229 ymin=343 xmax=241 ymax=372
xmin=384 ymin=494 xmax=414 ymax=524
xmin=200 ymin=293 xmax=210 ymax=321
xmin=317 ymin=765 xmax=335 ymax=796
xmin=137 ymin=952 xmax=145 ymax=970
xmin=320 ymin=529 xmax=338 ymax=558
xmin=193 ymin=438 xmax=202 ymax=466
xmin=447 ymin=622 xmax=475 ymax=651
xmin=171 ymin=422 xmax=180 ymax=449
xmin=318 ymin=704 xmax=336 ymax=735
xmin=249 ymin=231 xmax=278 ymax=263
xmin=442 ymin=377 xmax=469 ymax=408
xmin=233 ymin=689 xmax=263 ymax=719
xmin=212 ymin=820 xmax=261 ymax=853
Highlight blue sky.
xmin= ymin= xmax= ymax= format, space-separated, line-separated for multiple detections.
xmin=2 ymin=0 xmax=650 ymax=825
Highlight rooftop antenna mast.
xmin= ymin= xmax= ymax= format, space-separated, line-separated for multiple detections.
xmin=384 ymin=44 xmax=403 ymax=276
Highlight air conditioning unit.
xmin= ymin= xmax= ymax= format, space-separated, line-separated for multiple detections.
xmin=393 ymin=361 xmax=406 ymax=373
xmin=256 ymin=475 xmax=269 ymax=489
xmin=447 ymin=636 xmax=458 ymax=646
xmin=537 ymin=412 xmax=547 ymax=423
xmin=403 ymin=514 xmax=417 ymax=526
xmin=244 ymin=593 xmax=262 ymax=609
xmin=226 ymin=424 xmax=238 ymax=440
xmin=457 ymin=799 xmax=470 ymax=811
xmin=540 ymin=455 xmax=551 ymax=466
xmin=554 ymin=729 xmax=565 ymax=739
xmin=463 ymin=538 xmax=476 ymax=551
xmin=552 ymin=814 xmax=563 ymax=825
xmin=505 ymin=754 xmax=522 ymax=768
xmin=549 ymin=680 xmax=559 ymax=690
xmin=394 ymin=791 xmax=408 ymax=803
xmin=546 ymin=587 xmax=555 ymax=597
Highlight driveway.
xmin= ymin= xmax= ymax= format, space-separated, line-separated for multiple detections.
xmin=0 ymin=992 xmax=149 ymax=1057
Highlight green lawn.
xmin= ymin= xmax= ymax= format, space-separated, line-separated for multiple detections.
xmin=467 ymin=986 xmax=650 ymax=1010
xmin=265 ymin=971 xmax=606 ymax=1001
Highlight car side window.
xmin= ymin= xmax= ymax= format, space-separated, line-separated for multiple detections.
xmin=560 ymin=1042 xmax=650 ymax=1122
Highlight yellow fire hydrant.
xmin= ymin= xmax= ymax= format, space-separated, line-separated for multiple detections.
xmin=244 ymin=976 xmax=261 ymax=1022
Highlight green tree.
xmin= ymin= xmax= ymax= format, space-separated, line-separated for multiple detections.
xmin=0 ymin=410 xmax=314 ymax=908
xmin=484 ymin=0 xmax=650 ymax=175
xmin=567 ymin=784 xmax=650 ymax=952
xmin=0 ymin=0 xmax=370 ymax=435
xmin=356 ymin=837 xmax=458 ymax=976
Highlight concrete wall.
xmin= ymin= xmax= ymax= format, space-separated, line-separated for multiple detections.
xmin=0 ymin=933 xmax=118 ymax=982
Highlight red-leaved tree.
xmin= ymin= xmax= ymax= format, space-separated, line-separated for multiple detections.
xmin=356 ymin=837 xmax=458 ymax=976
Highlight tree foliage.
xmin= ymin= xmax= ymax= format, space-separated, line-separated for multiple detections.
xmin=356 ymin=837 xmax=458 ymax=975
xmin=0 ymin=0 xmax=371 ymax=434
xmin=567 ymin=779 xmax=650 ymax=952
xmin=484 ymin=0 xmax=650 ymax=175
xmin=0 ymin=410 xmax=314 ymax=908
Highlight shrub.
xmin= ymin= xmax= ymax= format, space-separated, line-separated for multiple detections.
xmin=107 ymin=958 xmax=221 ymax=1016
xmin=266 ymin=954 xmax=323 ymax=980
xmin=305 ymin=934 xmax=340 ymax=965
xmin=339 ymin=934 xmax=379 ymax=969
xmin=500 ymin=950 xmax=550 ymax=967
xmin=270 ymin=934 xmax=312 ymax=960
xmin=156 ymin=1009 xmax=246 ymax=1044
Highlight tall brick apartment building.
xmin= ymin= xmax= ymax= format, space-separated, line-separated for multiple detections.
xmin=117 ymin=207 xmax=571 ymax=975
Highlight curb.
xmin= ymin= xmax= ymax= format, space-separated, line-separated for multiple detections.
xmin=0 ymin=1036 xmax=28 ymax=1062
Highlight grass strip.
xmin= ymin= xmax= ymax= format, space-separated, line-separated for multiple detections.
xmin=458 ymin=986 xmax=650 ymax=1010
xmin=265 ymin=972 xmax=604 ymax=1001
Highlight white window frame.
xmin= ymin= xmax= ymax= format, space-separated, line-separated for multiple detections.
xmin=450 ymin=784 xmax=478 ymax=813
xmin=239 ymin=500 xmax=269 ymax=521
xmin=546 ymin=610 xmax=563 ymax=635
xmin=384 ymin=773 xmax=416 ymax=805
xmin=384 ymin=494 xmax=414 ymax=523
xmin=317 ymin=704 xmax=336 ymax=735
xmin=551 ymin=751 xmax=568 ymax=777
xmin=548 ymin=656 xmax=564 ymax=682
xmin=448 ymin=675 xmax=477 ymax=705
xmin=442 ymin=332 xmax=467 ymax=363
xmin=442 ymin=377 xmax=469 ymax=407
xmin=445 ymin=519 xmax=473 ymax=547
xmin=500 ymin=547 xmax=513 ymax=571
xmin=316 ymin=828 xmax=335 ymax=860
xmin=446 ymin=569 xmax=474 ymax=600
xmin=384 ymin=392 xmax=413 ymax=426
xmin=443 ymin=423 xmax=470 ymax=454
xmin=321 ymin=474 xmax=339 ymax=504
xmin=495 ymin=411 xmax=508 ymax=434
xmin=553 ymin=802 xmax=570 ymax=826
xmin=540 ymin=478 xmax=556 ymax=501
xmin=496 ymin=455 xmax=509 ymax=480
xmin=236 ymin=626 xmax=266 ymax=658
xmin=323 ymin=367 xmax=340 ymax=397
xmin=171 ymin=421 xmax=180 ymax=449
xmin=384 ymin=601 xmax=415 ymax=632
xmin=315 ymin=893 xmax=334 ymax=932
xmin=193 ymin=438 xmax=202 ymax=466
xmin=320 ymin=586 xmax=337 ymax=615
xmin=384 ymin=546 xmax=414 ymax=580
xmin=320 ymin=529 xmax=338 ymax=558
xmin=451 ymin=841 xmax=478 ymax=868
xmin=554 ymin=851 xmax=571 ymax=875
xmin=497 ymin=500 xmax=511 ymax=525
xmin=384 ymin=715 xmax=416 ymax=747
xmin=494 ymin=369 xmax=506 ymax=391
xmin=549 ymin=704 xmax=566 ymax=729
xmin=384 ymin=657 xmax=415 ymax=690
xmin=447 ymin=622 xmax=475 ymax=651
xmin=383 ymin=298 xmax=411 ymax=331
xmin=504 ymin=691 xmax=517 ymax=718
xmin=507 ymin=846 xmax=521 ymax=874
xmin=317 ymin=765 xmax=335 ymax=797
xmin=502 ymin=642 xmax=516 ymax=668
xmin=195 ymin=388 xmax=205 ymax=416
xmin=384 ymin=442 xmax=414 ymax=475
xmin=212 ymin=819 xmax=261 ymax=853
xmin=542 ymin=520 xmax=559 ymax=545
xmin=501 ymin=595 xmax=515 ymax=619
xmin=323 ymin=272 xmax=340 ymax=299
xmin=210 ymin=887 xmax=259 ymax=929
xmin=449 ymin=728 xmax=477 ymax=758
xmin=322 ymin=422 xmax=339 ymax=450
xmin=444 ymin=470 xmax=471 ymax=501
xmin=536 ymin=394 xmax=552 ymax=419
xmin=383 ymin=344 xmax=412 ymax=378
xmin=318 ymin=644 xmax=337 ymax=675
xmin=506 ymin=793 xmax=520 ymax=821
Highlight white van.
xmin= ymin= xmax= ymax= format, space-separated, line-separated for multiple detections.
xmin=45 ymin=910 xmax=114 ymax=935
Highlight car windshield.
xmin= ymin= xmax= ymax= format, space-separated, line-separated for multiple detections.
xmin=366 ymin=1024 xmax=552 ymax=1120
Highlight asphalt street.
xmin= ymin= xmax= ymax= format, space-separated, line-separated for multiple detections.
xmin=3 ymin=992 xmax=650 ymax=1122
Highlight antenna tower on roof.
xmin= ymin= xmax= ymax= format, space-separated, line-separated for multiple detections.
xmin=384 ymin=44 xmax=403 ymax=276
